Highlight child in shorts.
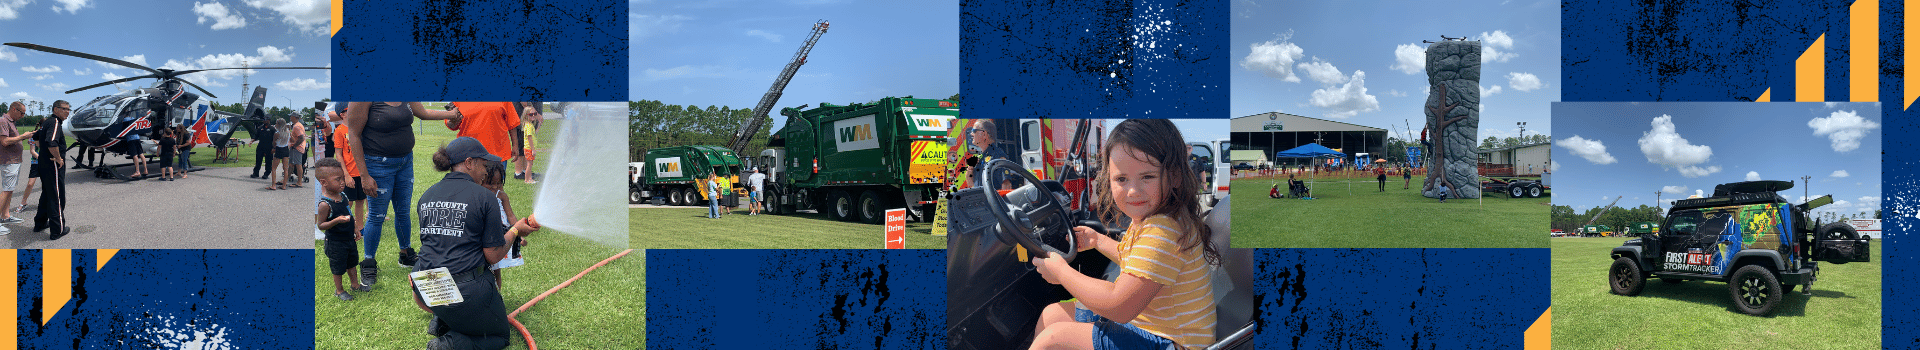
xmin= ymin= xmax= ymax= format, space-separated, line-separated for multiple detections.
xmin=314 ymin=158 xmax=368 ymax=300
xmin=156 ymin=129 xmax=177 ymax=181
xmin=1032 ymin=119 xmax=1220 ymax=349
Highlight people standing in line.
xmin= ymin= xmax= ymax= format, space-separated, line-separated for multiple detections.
xmin=32 ymin=100 xmax=71 ymax=239
xmin=175 ymin=126 xmax=194 ymax=179
xmin=0 ymin=102 xmax=38 ymax=234
xmin=155 ymin=128 xmax=177 ymax=181
xmin=343 ymin=102 xmax=463 ymax=287
xmin=127 ymin=129 xmax=149 ymax=179
xmin=251 ymin=116 xmax=278 ymax=179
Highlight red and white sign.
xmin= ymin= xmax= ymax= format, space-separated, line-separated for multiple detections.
xmin=885 ymin=209 xmax=907 ymax=249
xmin=1850 ymin=219 xmax=1882 ymax=239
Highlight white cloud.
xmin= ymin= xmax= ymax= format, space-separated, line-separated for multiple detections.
xmin=1241 ymin=32 xmax=1305 ymax=82
xmin=1482 ymin=85 xmax=1502 ymax=96
xmin=50 ymin=0 xmax=90 ymax=14
xmin=1390 ymin=43 xmax=1425 ymax=74
xmin=1507 ymin=72 xmax=1543 ymax=91
xmin=0 ymin=46 xmax=16 ymax=62
xmin=1661 ymin=185 xmax=1689 ymax=194
xmin=21 ymin=65 xmax=60 ymax=73
xmin=155 ymin=46 xmax=298 ymax=87
xmin=1558 ymin=135 xmax=1617 ymax=164
xmin=274 ymin=77 xmax=329 ymax=91
xmin=1306 ymin=70 xmax=1379 ymax=119
xmin=1296 ymin=59 xmax=1345 ymax=84
xmin=745 ymin=29 xmax=782 ymax=42
xmin=29 ymin=74 xmax=52 ymax=80
xmin=632 ymin=14 xmax=692 ymax=41
xmin=1807 ymin=110 xmax=1879 ymax=152
xmin=1746 ymin=171 xmax=1761 ymax=181
xmin=101 ymin=72 xmax=132 ymax=89
xmin=0 ymin=78 xmax=7 ymax=88
xmin=194 ymin=1 xmax=249 ymax=30
xmin=1386 ymin=89 xmax=1407 ymax=97
xmin=38 ymin=82 xmax=69 ymax=92
xmin=1677 ymin=166 xmax=1722 ymax=178
xmin=7 ymin=92 xmax=31 ymax=101
xmin=1639 ymin=115 xmax=1717 ymax=177
xmin=97 ymin=55 xmax=149 ymax=70
xmin=71 ymin=68 xmax=90 ymax=76
xmin=1550 ymin=160 xmax=1560 ymax=172
xmin=0 ymin=0 xmax=29 ymax=20
xmin=1480 ymin=30 xmax=1518 ymax=63
xmin=240 ymin=0 xmax=330 ymax=35
xmin=1831 ymin=170 xmax=1850 ymax=178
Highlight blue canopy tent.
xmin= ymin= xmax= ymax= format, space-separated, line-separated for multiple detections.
xmin=1274 ymin=143 xmax=1348 ymax=196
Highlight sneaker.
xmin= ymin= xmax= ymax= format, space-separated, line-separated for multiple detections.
xmin=358 ymin=258 xmax=379 ymax=286
xmin=0 ymin=217 xmax=23 ymax=224
xmin=335 ymin=291 xmax=355 ymax=301
xmin=513 ymin=172 xmax=525 ymax=180
xmin=0 ymin=226 xmax=9 ymax=235
xmin=49 ymin=227 xmax=69 ymax=240
xmin=10 ymin=205 xmax=24 ymax=214
xmin=398 ymin=248 xmax=418 ymax=268
xmin=352 ymin=284 xmax=372 ymax=292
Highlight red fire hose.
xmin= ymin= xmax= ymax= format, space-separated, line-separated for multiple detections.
xmin=508 ymin=249 xmax=634 ymax=350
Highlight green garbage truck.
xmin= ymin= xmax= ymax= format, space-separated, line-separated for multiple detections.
xmin=634 ymin=145 xmax=744 ymax=206
xmin=758 ymin=96 xmax=956 ymax=224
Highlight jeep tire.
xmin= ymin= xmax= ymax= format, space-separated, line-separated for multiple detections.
xmin=1610 ymin=257 xmax=1645 ymax=296
xmin=1730 ymin=265 xmax=1783 ymax=316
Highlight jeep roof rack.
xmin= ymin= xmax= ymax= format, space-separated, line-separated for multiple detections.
xmin=1712 ymin=180 xmax=1794 ymax=197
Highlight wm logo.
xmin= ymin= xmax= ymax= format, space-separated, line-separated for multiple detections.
xmin=657 ymin=162 xmax=679 ymax=173
xmin=914 ymin=118 xmax=946 ymax=128
xmin=839 ymin=124 xmax=874 ymax=143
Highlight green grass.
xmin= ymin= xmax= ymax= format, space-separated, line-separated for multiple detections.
xmin=631 ymin=207 xmax=944 ymax=249
xmin=1552 ymin=237 xmax=1880 ymax=349
xmin=315 ymin=117 xmax=643 ymax=349
xmin=1228 ymin=173 xmax=1549 ymax=248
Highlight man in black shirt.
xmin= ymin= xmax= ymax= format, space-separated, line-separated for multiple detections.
xmin=32 ymin=100 xmax=70 ymax=239
xmin=250 ymin=116 xmax=277 ymax=178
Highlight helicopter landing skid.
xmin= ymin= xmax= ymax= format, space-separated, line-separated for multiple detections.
xmin=92 ymin=163 xmax=209 ymax=180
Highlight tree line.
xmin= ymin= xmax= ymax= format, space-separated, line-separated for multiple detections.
xmin=628 ymin=100 xmax=773 ymax=162
xmin=1551 ymin=204 xmax=1881 ymax=235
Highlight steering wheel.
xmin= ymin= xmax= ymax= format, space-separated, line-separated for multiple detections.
xmin=976 ymin=159 xmax=1076 ymax=262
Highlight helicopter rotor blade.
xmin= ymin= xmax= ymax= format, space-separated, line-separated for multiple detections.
xmin=64 ymin=74 xmax=160 ymax=95
xmin=3 ymin=43 xmax=160 ymax=75
xmin=171 ymin=67 xmax=332 ymax=76
xmin=174 ymin=78 xmax=219 ymax=99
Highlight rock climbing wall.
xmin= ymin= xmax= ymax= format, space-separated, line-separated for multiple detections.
xmin=1422 ymin=40 xmax=1481 ymax=199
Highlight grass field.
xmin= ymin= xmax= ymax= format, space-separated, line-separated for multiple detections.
xmin=631 ymin=207 xmax=944 ymax=249
xmin=314 ymin=112 xmax=643 ymax=349
xmin=1552 ymin=237 xmax=1880 ymax=349
xmin=1228 ymin=173 xmax=1549 ymax=248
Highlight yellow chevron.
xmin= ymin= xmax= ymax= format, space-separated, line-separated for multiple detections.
xmin=1852 ymin=0 xmax=1878 ymax=102
xmin=1797 ymin=34 xmax=1826 ymax=102
xmin=2 ymin=250 xmax=14 ymax=350
xmin=1526 ymin=307 xmax=1550 ymax=349
xmin=42 ymin=250 xmax=68 ymax=326
xmin=331 ymin=0 xmax=343 ymax=37
xmin=1756 ymin=1 xmax=1884 ymax=104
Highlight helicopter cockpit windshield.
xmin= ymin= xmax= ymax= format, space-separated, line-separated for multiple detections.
xmin=71 ymin=89 xmax=140 ymax=130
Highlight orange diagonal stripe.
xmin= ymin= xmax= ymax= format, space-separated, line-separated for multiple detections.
xmin=1525 ymin=307 xmax=1551 ymax=350
xmin=41 ymin=250 xmax=69 ymax=326
xmin=1796 ymin=34 xmax=1826 ymax=102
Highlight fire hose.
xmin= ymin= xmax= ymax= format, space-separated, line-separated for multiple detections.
xmin=507 ymin=249 xmax=634 ymax=350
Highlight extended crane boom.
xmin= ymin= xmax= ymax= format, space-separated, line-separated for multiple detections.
xmin=1583 ymin=195 xmax=1623 ymax=228
xmin=729 ymin=20 xmax=830 ymax=156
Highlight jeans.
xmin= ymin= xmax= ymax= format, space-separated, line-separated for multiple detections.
xmin=361 ymin=155 xmax=414 ymax=259
xmin=707 ymin=191 xmax=720 ymax=218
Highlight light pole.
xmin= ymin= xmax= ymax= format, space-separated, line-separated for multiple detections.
xmin=1655 ymin=190 xmax=1662 ymax=211
xmin=1801 ymin=175 xmax=1811 ymax=204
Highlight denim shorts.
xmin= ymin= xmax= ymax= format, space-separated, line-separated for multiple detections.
xmin=1074 ymin=307 xmax=1178 ymax=350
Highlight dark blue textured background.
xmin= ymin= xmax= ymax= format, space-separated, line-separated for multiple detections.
xmin=333 ymin=0 xmax=627 ymax=101
xmin=1252 ymin=249 xmax=1547 ymax=348
xmin=648 ymin=249 xmax=947 ymax=349
xmin=960 ymin=0 xmax=1228 ymax=119
xmin=1565 ymin=0 xmax=1907 ymax=346
xmin=17 ymin=249 xmax=313 ymax=349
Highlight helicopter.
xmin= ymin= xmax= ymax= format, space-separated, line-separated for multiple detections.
xmin=4 ymin=43 xmax=328 ymax=180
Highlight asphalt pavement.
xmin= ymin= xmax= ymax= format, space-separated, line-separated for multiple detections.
xmin=7 ymin=162 xmax=313 ymax=249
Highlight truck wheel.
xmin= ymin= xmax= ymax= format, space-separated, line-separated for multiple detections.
xmin=1510 ymin=185 xmax=1525 ymax=198
xmin=664 ymin=189 xmax=680 ymax=206
xmin=1729 ymin=265 xmax=1782 ymax=316
xmin=630 ymin=190 xmax=643 ymax=204
xmin=827 ymin=190 xmax=854 ymax=222
xmin=1528 ymin=185 xmax=1543 ymax=198
xmin=1609 ymin=257 xmax=1645 ymax=296
xmin=858 ymin=190 xmax=885 ymax=224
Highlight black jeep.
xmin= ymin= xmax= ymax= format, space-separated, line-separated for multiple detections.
xmin=1607 ymin=180 xmax=1872 ymax=316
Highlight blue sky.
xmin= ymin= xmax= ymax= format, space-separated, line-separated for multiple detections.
xmin=1552 ymin=102 xmax=1882 ymax=218
xmin=631 ymin=0 xmax=958 ymax=133
xmin=1231 ymin=0 xmax=1559 ymax=142
xmin=0 ymin=0 xmax=331 ymax=112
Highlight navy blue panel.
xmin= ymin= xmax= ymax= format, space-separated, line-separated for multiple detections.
xmin=333 ymin=0 xmax=627 ymax=101
xmin=1881 ymin=0 xmax=1916 ymax=345
xmin=1562 ymin=1 xmax=1848 ymax=102
xmin=960 ymin=0 xmax=1228 ymax=119
xmin=648 ymin=249 xmax=946 ymax=349
xmin=19 ymin=250 xmax=314 ymax=349
xmin=1252 ymin=249 xmax=1547 ymax=348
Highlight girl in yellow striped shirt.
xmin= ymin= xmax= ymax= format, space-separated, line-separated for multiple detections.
xmin=1031 ymin=119 xmax=1221 ymax=350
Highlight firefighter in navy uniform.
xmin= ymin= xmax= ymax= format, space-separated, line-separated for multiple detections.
xmin=411 ymin=137 xmax=539 ymax=350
